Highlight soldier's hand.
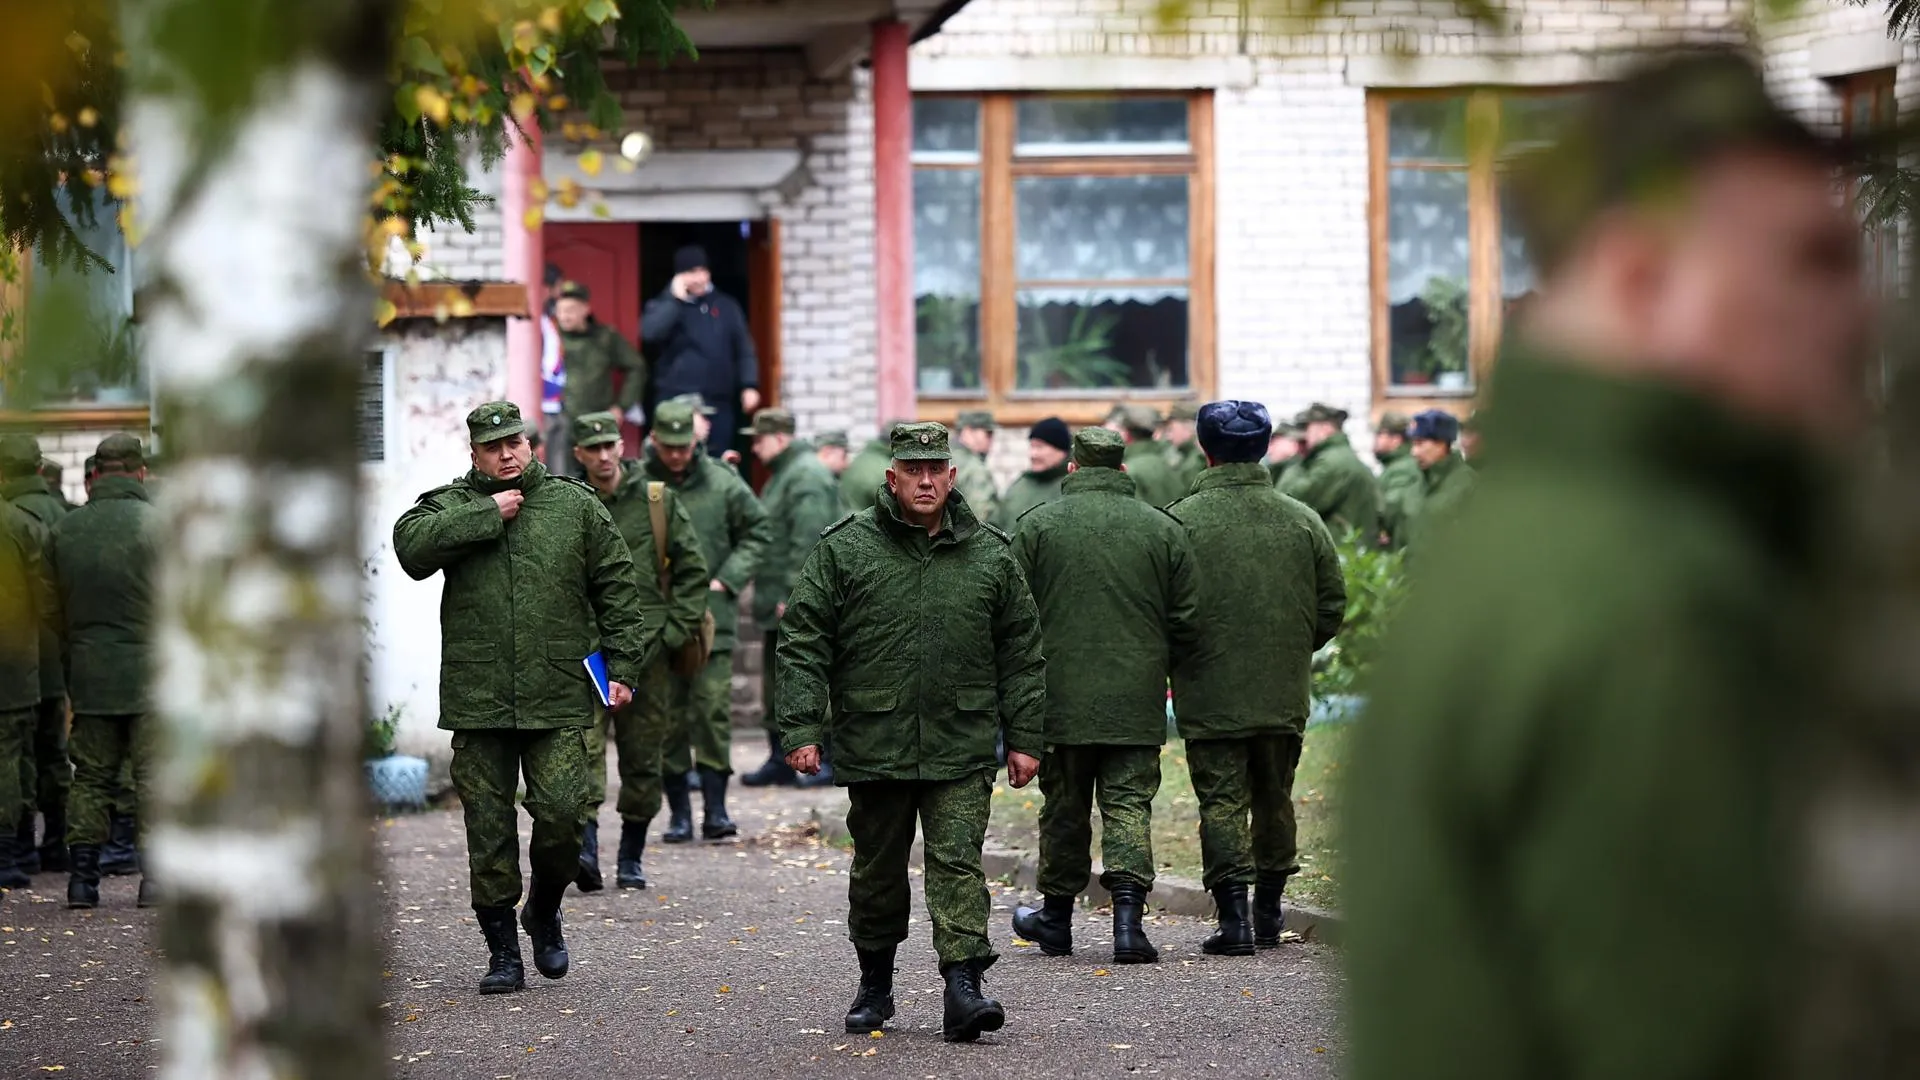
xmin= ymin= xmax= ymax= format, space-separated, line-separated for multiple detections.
xmin=670 ymin=273 xmax=692 ymax=302
xmin=785 ymin=744 xmax=822 ymax=775
xmin=608 ymin=681 xmax=634 ymax=709
xmin=722 ymin=450 xmax=742 ymax=467
xmin=1007 ymin=751 xmax=1040 ymax=789
xmin=710 ymin=579 xmax=729 ymax=594
xmin=492 ymin=490 xmax=525 ymax=520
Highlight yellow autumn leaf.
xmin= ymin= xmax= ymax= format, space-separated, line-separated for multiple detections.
xmin=867 ymin=1030 xmax=883 ymax=1039
xmin=522 ymin=206 xmax=544 ymax=230
xmin=77 ymin=107 xmax=98 ymax=128
xmin=374 ymin=298 xmax=399 ymax=328
xmin=1093 ymin=968 xmax=1112 ymax=976
xmin=578 ymin=149 xmax=603 ymax=177
xmin=449 ymin=295 xmax=476 ymax=318
xmin=414 ymin=86 xmax=450 ymax=126
xmin=511 ymin=93 xmax=537 ymax=122
xmin=718 ymin=984 xmax=731 ymax=993
xmin=555 ymin=177 xmax=581 ymax=209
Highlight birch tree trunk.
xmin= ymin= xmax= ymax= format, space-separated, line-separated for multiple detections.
xmin=127 ymin=2 xmax=398 ymax=1076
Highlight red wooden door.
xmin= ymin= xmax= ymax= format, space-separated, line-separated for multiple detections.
xmin=546 ymin=222 xmax=643 ymax=453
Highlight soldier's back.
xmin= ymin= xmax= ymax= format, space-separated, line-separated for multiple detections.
xmin=51 ymin=481 xmax=154 ymax=714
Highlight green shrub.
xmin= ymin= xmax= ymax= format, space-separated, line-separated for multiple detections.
xmin=1313 ymin=535 xmax=1410 ymax=697
xmin=366 ymin=705 xmax=402 ymax=760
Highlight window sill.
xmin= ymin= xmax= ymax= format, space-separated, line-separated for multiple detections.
xmin=0 ymin=405 xmax=150 ymax=429
xmin=1383 ymin=384 xmax=1475 ymax=398
xmin=916 ymin=394 xmax=1199 ymax=428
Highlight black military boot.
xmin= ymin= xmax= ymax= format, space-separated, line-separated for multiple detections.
xmin=940 ymin=958 xmax=1006 ymax=1043
xmin=16 ymin=818 xmax=40 ymax=875
xmin=520 ymin=875 xmax=570 ymax=980
xmin=37 ymin=806 xmax=67 ymax=873
xmin=1253 ymin=875 xmax=1287 ymax=949
xmin=1010 ymin=894 xmax=1074 ymax=956
xmin=575 ymin=818 xmax=604 ymax=893
xmin=662 ymin=773 xmax=694 ymax=844
xmin=1109 ymin=882 xmax=1159 ymax=965
xmin=0 ymin=829 xmax=30 ymax=889
xmin=740 ymin=734 xmax=797 ymax=788
xmin=615 ymin=820 xmax=648 ymax=890
xmin=698 ymin=769 xmax=738 ymax=840
xmin=474 ymin=906 xmax=526 ymax=995
xmin=100 ymin=813 xmax=139 ymax=876
xmin=1202 ymin=884 xmax=1256 ymax=957
xmin=137 ymin=875 xmax=158 ymax=909
xmin=844 ymin=945 xmax=897 ymax=1034
xmin=66 ymin=844 xmax=101 ymax=909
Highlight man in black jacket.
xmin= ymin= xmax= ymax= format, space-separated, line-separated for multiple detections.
xmin=641 ymin=245 xmax=760 ymax=456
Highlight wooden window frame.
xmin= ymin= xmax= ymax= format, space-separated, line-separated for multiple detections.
xmin=912 ymin=92 xmax=1215 ymax=428
xmin=1836 ymin=69 xmax=1899 ymax=298
xmin=1366 ymin=87 xmax=1578 ymax=420
xmin=1 ymin=238 xmax=152 ymax=426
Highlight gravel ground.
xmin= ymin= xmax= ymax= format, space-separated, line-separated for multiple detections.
xmin=0 ymin=744 xmax=1343 ymax=1079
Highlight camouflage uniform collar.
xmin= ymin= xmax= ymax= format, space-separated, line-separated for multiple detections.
xmin=1192 ymin=461 xmax=1272 ymax=492
xmin=1026 ymin=461 xmax=1069 ymax=484
xmin=466 ymin=458 xmax=548 ymax=496
xmin=768 ymin=443 xmax=808 ymax=475
xmin=1376 ymin=442 xmax=1411 ymax=465
xmin=1303 ymin=430 xmax=1350 ymax=462
xmin=1061 ymin=467 xmax=1134 ymax=498
xmin=876 ymin=487 xmax=977 ymax=544
xmin=0 ymin=475 xmax=52 ymax=500
xmin=558 ymin=317 xmax=604 ymax=339
xmin=87 ymin=474 xmax=149 ymax=502
xmin=642 ymin=446 xmax=711 ymax=488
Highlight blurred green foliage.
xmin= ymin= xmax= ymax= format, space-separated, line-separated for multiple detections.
xmin=1313 ymin=534 xmax=1410 ymax=698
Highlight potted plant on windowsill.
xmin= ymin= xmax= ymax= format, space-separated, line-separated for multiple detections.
xmin=1420 ymin=277 xmax=1471 ymax=391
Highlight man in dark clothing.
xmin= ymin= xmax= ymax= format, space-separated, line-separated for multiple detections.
xmin=641 ymin=245 xmax=760 ymax=457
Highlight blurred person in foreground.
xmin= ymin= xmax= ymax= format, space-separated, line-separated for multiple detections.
xmin=1 ymin=436 xmax=70 ymax=875
xmin=1346 ymin=48 xmax=1869 ymax=1080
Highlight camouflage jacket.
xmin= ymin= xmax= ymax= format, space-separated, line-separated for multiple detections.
xmin=599 ymin=463 xmax=711 ymax=652
xmin=3 ymin=474 xmax=68 ymax=698
xmin=775 ymin=489 xmax=1046 ymax=784
xmin=1168 ymin=463 xmax=1346 ymax=739
xmin=991 ymin=463 xmax=1068 ymax=532
xmin=1168 ymin=438 xmax=1206 ymax=495
xmin=951 ymin=444 xmax=1000 ymax=526
xmin=752 ymin=444 xmax=844 ymax=626
xmin=1013 ymin=467 xmax=1200 ymax=746
xmin=1124 ymin=438 xmax=1188 ymax=508
xmin=839 ymin=440 xmax=891 ymax=513
xmin=1404 ymin=451 xmax=1477 ymax=555
xmin=642 ymin=447 xmax=771 ymax=651
xmin=1279 ymin=432 xmax=1383 ymax=545
xmin=559 ymin=320 xmax=645 ymax=417
xmin=1376 ymin=444 xmax=1424 ymax=550
xmin=393 ymin=460 xmax=650 ymax=730
xmin=47 ymin=476 xmax=147 ymax=715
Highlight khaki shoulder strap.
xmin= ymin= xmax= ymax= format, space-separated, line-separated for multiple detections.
xmin=646 ymin=481 xmax=672 ymax=590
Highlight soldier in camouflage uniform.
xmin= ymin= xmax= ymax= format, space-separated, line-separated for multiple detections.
xmin=73 ymin=456 xmax=139 ymax=879
xmin=990 ymin=418 xmax=1071 ymax=531
xmin=1279 ymin=403 xmax=1383 ymax=545
xmin=394 ymin=402 xmax=651 ymax=994
xmin=813 ymin=431 xmax=851 ymax=485
xmin=838 ymin=421 xmax=902 ymax=513
xmin=0 ymin=444 xmax=51 ymax=891
xmin=1103 ymin=404 xmax=1186 ymax=507
xmin=570 ymin=411 xmax=709 ymax=892
xmin=1267 ymin=419 xmax=1304 ymax=487
xmin=642 ymin=399 xmax=771 ymax=841
xmin=0 ymin=435 xmax=70 ymax=874
xmin=950 ymin=410 xmax=1000 ymax=523
xmin=1009 ymin=428 xmax=1201 ymax=964
xmin=1372 ymin=412 xmax=1422 ymax=550
xmin=742 ymin=410 xmax=845 ymax=789
xmin=548 ymin=281 xmax=646 ymax=478
xmin=36 ymin=459 xmax=72 ymax=512
xmin=51 ymin=435 xmax=153 ymax=908
xmin=1401 ymin=410 xmax=1477 ymax=555
xmin=777 ymin=423 xmax=1046 ymax=1042
xmin=1170 ymin=403 xmax=1346 ymax=954
xmin=1162 ymin=400 xmax=1206 ymax=495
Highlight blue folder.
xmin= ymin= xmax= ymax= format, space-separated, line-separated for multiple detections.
xmin=583 ymin=651 xmax=613 ymax=708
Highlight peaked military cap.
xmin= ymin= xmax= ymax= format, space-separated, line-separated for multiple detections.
xmin=0 ymin=433 xmax=42 ymax=471
xmin=1411 ymin=409 xmax=1461 ymax=444
xmin=1168 ymin=400 xmax=1201 ymax=422
xmin=572 ymin=410 xmax=622 ymax=448
xmin=1071 ymin=427 xmax=1126 ymax=469
xmin=815 ymin=430 xmax=849 ymax=450
xmin=671 ymin=392 xmax=718 ymax=417
xmin=752 ymin=409 xmax=797 ymax=436
xmin=1301 ymin=403 xmax=1349 ymax=426
xmin=652 ymin=400 xmax=697 ymax=447
xmin=1376 ymin=411 xmax=1411 ymax=436
xmin=1110 ymin=403 xmax=1162 ymax=433
xmin=466 ymin=401 xmax=526 ymax=444
xmin=957 ymin=409 xmax=995 ymax=430
xmin=554 ymin=280 xmax=591 ymax=302
xmin=890 ymin=422 xmax=951 ymax=461
xmin=95 ymin=432 xmax=146 ymax=466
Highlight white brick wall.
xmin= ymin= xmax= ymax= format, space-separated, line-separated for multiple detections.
xmin=36 ymin=427 xmax=139 ymax=505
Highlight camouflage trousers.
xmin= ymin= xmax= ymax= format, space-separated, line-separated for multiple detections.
xmin=67 ymin=713 xmax=155 ymax=847
xmin=1186 ymin=734 xmax=1303 ymax=892
xmin=846 ymin=772 xmax=996 ymax=969
xmin=663 ymin=649 xmax=732 ymax=776
xmin=588 ymin=656 xmax=680 ymax=824
xmin=1036 ymin=743 xmax=1163 ymax=898
xmin=0 ymin=707 xmax=33 ymax=831
xmin=450 ymin=727 xmax=592 ymax=909
xmin=15 ymin=696 xmax=70 ymax=819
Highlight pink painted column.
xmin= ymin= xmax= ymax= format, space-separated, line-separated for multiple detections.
xmin=501 ymin=122 xmax=546 ymax=420
xmin=871 ymin=19 xmax=916 ymax=425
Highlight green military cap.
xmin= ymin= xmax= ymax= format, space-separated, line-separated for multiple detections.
xmin=0 ymin=433 xmax=42 ymax=472
xmin=554 ymin=279 xmax=591 ymax=302
xmin=1107 ymin=403 xmax=1160 ymax=432
xmin=466 ymin=401 xmax=525 ymax=444
xmin=572 ymin=410 xmax=622 ymax=448
xmin=1301 ymin=402 xmax=1349 ymax=425
xmin=1274 ymin=419 xmax=1305 ymax=438
xmin=1071 ymin=426 xmax=1126 ymax=469
xmin=652 ymin=400 xmax=696 ymax=447
xmin=890 ymin=421 xmax=951 ymax=461
xmin=1377 ymin=411 xmax=1411 ymax=436
xmin=752 ymin=409 xmax=797 ymax=436
xmin=956 ymin=410 xmax=995 ymax=430
xmin=671 ymin=392 xmax=718 ymax=417
xmin=816 ymin=430 xmax=849 ymax=450
xmin=95 ymin=432 xmax=146 ymax=467
xmin=1168 ymin=400 xmax=1200 ymax=422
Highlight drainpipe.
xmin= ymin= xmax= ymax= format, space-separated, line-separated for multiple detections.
xmin=501 ymin=122 xmax=545 ymax=419
xmin=871 ymin=18 xmax=915 ymax=427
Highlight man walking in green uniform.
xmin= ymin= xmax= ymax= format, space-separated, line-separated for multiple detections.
xmin=990 ymin=417 xmax=1071 ymax=531
xmin=1346 ymin=50 xmax=1871 ymax=1080
xmin=950 ymin=410 xmax=1001 ymax=522
xmin=1105 ymin=404 xmax=1186 ymax=507
xmin=1401 ymin=409 xmax=1475 ymax=554
xmin=839 ymin=421 xmax=902 ymax=512
xmin=1170 ymin=402 xmax=1345 ymax=953
xmin=0 ymin=435 xmax=70 ymax=874
xmin=394 ymin=402 xmax=651 ymax=994
xmin=1372 ymin=412 xmax=1421 ymax=549
xmin=777 ymin=422 xmax=1046 ymax=1042
xmin=1009 ymin=427 xmax=1200 ymax=964
xmin=0 ymin=450 xmax=52 ymax=891
xmin=642 ymin=399 xmax=770 ymax=841
xmin=1279 ymin=403 xmax=1381 ymax=544
xmin=50 ymin=435 xmax=152 ymax=907
xmin=569 ymin=411 xmax=709 ymax=892
xmin=741 ymin=410 xmax=844 ymax=789
xmin=548 ymin=281 xmax=646 ymax=477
